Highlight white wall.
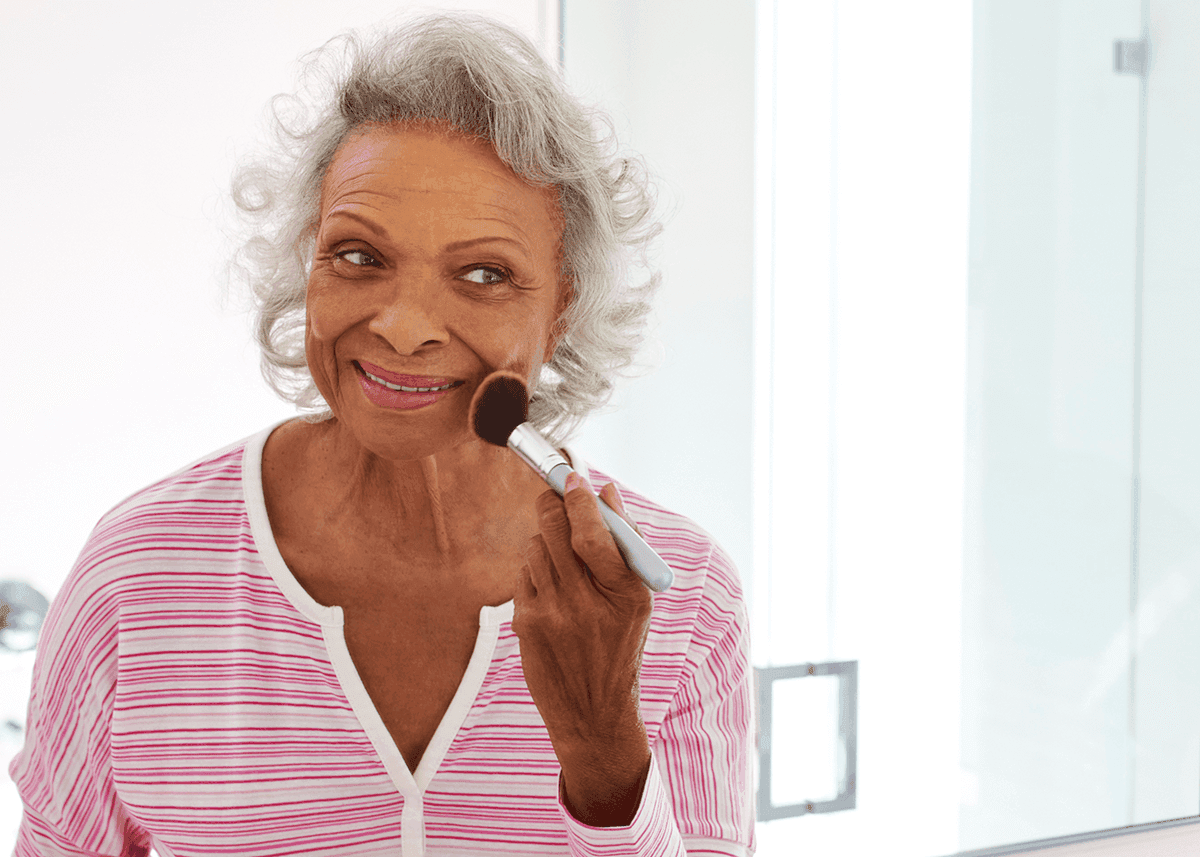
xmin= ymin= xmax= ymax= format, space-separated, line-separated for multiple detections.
xmin=560 ymin=0 xmax=757 ymax=583
xmin=753 ymin=1 xmax=971 ymax=854
xmin=0 ymin=0 xmax=552 ymax=601
xmin=0 ymin=0 xmax=549 ymax=845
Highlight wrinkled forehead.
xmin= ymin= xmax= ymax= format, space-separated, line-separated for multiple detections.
xmin=318 ymin=122 xmax=564 ymax=232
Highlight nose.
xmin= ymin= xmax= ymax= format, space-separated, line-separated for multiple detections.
xmin=367 ymin=275 xmax=451 ymax=355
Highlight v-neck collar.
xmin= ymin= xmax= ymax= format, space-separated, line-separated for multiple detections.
xmin=239 ymin=420 xmax=588 ymax=796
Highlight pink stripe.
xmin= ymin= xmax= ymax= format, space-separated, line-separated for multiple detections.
xmin=10 ymin=429 xmax=753 ymax=856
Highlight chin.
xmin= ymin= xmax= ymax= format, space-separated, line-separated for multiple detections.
xmin=349 ymin=410 xmax=479 ymax=461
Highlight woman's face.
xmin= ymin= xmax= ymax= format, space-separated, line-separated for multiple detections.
xmin=306 ymin=123 xmax=567 ymax=460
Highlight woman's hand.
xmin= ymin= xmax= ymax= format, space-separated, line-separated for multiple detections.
xmin=512 ymin=471 xmax=654 ymax=827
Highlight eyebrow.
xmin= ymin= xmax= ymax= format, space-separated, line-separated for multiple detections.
xmin=444 ymin=236 xmax=530 ymax=255
xmin=325 ymin=210 xmax=390 ymax=240
xmin=325 ymin=211 xmax=534 ymax=262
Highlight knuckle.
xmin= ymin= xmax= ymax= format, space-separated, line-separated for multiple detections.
xmin=535 ymin=489 xmax=563 ymax=517
xmin=546 ymin=609 xmax=575 ymax=637
xmin=514 ymin=602 xmax=548 ymax=636
xmin=634 ymin=594 xmax=653 ymax=622
xmin=524 ymin=535 xmax=546 ymax=564
xmin=564 ymin=485 xmax=595 ymax=512
xmin=570 ymin=529 xmax=596 ymax=557
xmin=537 ymin=497 xmax=569 ymax=531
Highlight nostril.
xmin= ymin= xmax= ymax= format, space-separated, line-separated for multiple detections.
xmin=367 ymin=304 xmax=451 ymax=352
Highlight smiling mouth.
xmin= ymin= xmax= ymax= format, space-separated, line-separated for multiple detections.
xmin=356 ymin=364 xmax=463 ymax=393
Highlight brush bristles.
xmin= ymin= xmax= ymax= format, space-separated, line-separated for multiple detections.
xmin=469 ymin=371 xmax=530 ymax=446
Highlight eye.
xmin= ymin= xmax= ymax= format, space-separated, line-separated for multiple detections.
xmin=336 ymin=249 xmax=380 ymax=267
xmin=460 ymin=266 xmax=508 ymax=286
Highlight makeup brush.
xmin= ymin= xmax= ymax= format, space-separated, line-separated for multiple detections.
xmin=469 ymin=370 xmax=674 ymax=593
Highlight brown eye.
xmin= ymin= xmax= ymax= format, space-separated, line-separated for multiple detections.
xmin=336 ymin=249 xmax=380 ymax=267
xmin=460 ymin=266 xmax=507 ymax=285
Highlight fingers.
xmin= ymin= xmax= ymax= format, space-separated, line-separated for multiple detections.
xmin=598 ymin=482 xmax=641 ymax=537
xmin=561 ymin=474 xmax=636 ymax=591
xmin=511 ymin=554 xmax=538 ymax=640
xmin=533 ymin=472 xmax=644 ymax=594
xmin=523 ymin=533 xmax=557 ymax=592
xmin=535 ymin=488 xmax=586 ymax=589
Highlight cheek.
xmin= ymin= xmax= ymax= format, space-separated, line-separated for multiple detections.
xmin=305 ymin=281 xmax=359 ymax=345
xmin=475 ymin=316 xmax=559 ymax=394
xmin=303 ymin=281 xmax=367 ymax=399
xmin=306 ymin=306 xmax=337 ymax=346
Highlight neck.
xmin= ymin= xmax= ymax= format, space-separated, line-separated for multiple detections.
xmin=419 ymin=456 xmax=452 ymax=556
xmin=300 ymin=417 xmax=545 ymax=567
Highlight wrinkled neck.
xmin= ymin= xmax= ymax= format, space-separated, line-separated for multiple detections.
xmin=313 ymin=419 xmax=542 ymax=567
xmin=418 ymin=455 xmax=451 ymax=556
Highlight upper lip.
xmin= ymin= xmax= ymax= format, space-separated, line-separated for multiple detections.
xmin=356 ymin=360 xmax=462 ymax=388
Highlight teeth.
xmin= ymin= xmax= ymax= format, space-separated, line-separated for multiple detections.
xmin=363 ymin=370 xmax=456 ymax=393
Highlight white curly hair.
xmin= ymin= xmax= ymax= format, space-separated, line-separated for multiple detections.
xmin=226 ymin=14 xmax=662 ymax=445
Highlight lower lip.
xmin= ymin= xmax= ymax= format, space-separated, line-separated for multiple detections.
xmin=356 ymin=367 xmax=459 ymax=410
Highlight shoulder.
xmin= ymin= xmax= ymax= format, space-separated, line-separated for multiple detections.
xmin=579 ymin=460 xmax=742 ymax=589
xmin=57 ymin=425 xmax=277 ymax=612
xmin=576 ymin=458 xmax=748 ymax=647
xmin=95 ymin=432 xmax=255 ymax=533
xmin=27 ymin=427 xmax=277 ymax=713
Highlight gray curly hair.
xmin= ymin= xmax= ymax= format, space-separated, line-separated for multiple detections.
xmin=227 ymin=14 xmax=661 ymax=445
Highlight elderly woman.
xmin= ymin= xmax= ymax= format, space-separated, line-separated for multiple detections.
xmin=10 ymin=15 xmax=753 ymax=857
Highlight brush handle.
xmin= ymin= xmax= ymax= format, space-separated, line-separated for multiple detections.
xmin=546 ymin=463 xmax=675 ymax=593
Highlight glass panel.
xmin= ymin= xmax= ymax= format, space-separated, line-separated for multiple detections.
xmin=754 ymin=0 xmax=1200 ymax=854
xmin=961 ymin=0 xmax=1144 ymax=846
xmin=753 ymin=0 xmax=971 ymax=852
xmin=961 ymin=0 xmax=1200 ymax=847
xmin=772 ymin=674 xmax=842 ymax=805
xmin=1129 ymin=0 xmax=1200 ymax=830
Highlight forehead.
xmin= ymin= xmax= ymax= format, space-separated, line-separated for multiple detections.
xmin=319 ymin=123 xmax=562 ymax=232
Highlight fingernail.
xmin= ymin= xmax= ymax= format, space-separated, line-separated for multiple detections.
xmin=565 ymin=470 xmax=585 ymax=493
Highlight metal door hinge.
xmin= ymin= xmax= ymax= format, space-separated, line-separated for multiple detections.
xmin=1114 ymin=36 xmax=1150 ymax=77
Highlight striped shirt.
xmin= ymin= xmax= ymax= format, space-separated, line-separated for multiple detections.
xmin=10 ymin=424 xmax=755 ymax=856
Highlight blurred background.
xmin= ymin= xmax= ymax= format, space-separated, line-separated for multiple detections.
xmin=2 ymin=1 xmax=1197 ymax=855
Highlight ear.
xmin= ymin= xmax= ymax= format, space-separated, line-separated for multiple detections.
xmin=542 ymin=276 xmax=574 ymax=363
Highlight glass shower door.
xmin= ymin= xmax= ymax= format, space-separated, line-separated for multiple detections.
xmin=753 ymin=0 xmax=1200 ymax=854
xmin=958 ymin=0 xmax=1200 ymax=847
xmin=1126 ymin=0 xmax=1200 ymax=829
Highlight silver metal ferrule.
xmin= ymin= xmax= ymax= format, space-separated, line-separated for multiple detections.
xmin=507 ymin=422 xmax=569 ymax=479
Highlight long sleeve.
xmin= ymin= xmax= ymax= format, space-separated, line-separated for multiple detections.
xmin=9 ymin=533 xmax=152 ymax=857
xmin=555 ymin=542 xmax=756 ymax=856
xmin=7 ymin=437 xmax=755 ymax=855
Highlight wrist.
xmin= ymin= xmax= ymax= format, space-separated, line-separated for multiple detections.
xmin=559 ymin=738 xmax=652 ymax=827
